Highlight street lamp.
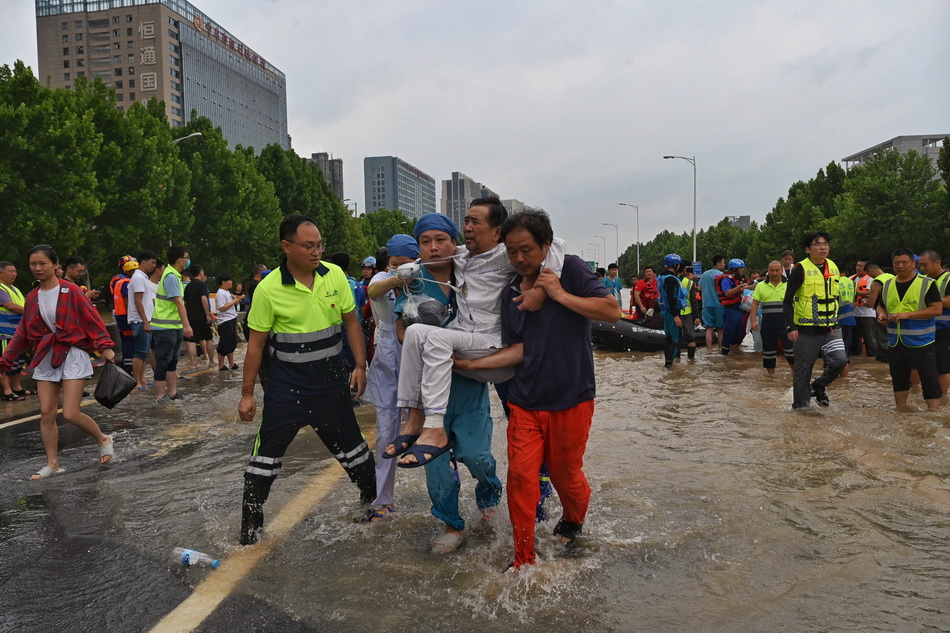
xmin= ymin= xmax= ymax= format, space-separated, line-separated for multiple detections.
xmin=618 ymin=203 xmax=640 ymax=273
xmin=663 ymin=155 xmax=697 ymax=262
xmin=171 ymin=132 xmax=202 ymax=144
xmin=594 ymin=235 xmax=606 ymax=265
xmin=588 ymin=243 xmax=600 ymax=266
xmin=602 ymin=222 xmax=618 ymax=266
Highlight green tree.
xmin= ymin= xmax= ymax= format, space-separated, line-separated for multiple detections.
xmin=359 ymin=209 xmax=418 ymax=252
xmin=0 ymin=62 xmax=102 ymax=276
xmin=831 ymin=148 xmax=946 ymax=264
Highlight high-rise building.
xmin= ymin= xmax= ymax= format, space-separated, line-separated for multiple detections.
xmin=842 ymin=135 xmax=947 ymax=170
xmin=35 ymin=0 xmax=289 ymax=151
xmin=308 ymin=152 xmax=344 ymax=199
xmin=502 ymin=199 xmax=526 ymax=214
xmin=441 ymin=172 xmax=499 ymax=229
xmin=363 ymin=156 xmax=437 ymax=220
xmin=724 ymin=215 xmax=751 ymax=231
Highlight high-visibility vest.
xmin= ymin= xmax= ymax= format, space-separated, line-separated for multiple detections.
xmin=151 ymin=267 xmax=183 ymax=330
xmin=680 ymin=277 xmax=694 ymax=316
xmin=837 ymin=276 xmax=856 ymax=326
xmin=934 ymin=271 xmax=950 ymax=330
xmin=0 ymin=282 xmax=24 ymax=339
xmin=792 ymin=257 xmax=840 ymax=327
xmin=882 ymin=275 xmax=936 ymax=348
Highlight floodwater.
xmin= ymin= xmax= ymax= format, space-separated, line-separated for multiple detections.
xmin=1 ymin=339 xmax=949 ymax=632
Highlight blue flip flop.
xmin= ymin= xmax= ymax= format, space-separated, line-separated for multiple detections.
xmin=381 ymin=434 xmax=420 ymax=460
xmin=397 ymin=442 xmax=454 ymax=469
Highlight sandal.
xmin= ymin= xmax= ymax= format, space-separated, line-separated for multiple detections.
xmin=13 ymin=389 xmax=35 ymax=396
xmin=355 ymin=504 xmax=396 ymax=523
xmin=2 ymin=392 xmax=25 ymax=401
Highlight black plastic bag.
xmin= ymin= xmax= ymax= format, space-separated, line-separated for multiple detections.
xmin=94 ymin=361 xmax=137 ymax=409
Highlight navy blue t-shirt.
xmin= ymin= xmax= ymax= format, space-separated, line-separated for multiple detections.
xmin=501 ymin=254 xmax=609 ymax=411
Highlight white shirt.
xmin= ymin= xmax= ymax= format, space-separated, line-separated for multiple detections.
xmin=215 ymin=288 xmax=237 ymax=323
xmin=368 ymin=271 xmax=398 ymax=331
xmin=127 ymin=269 xmax=154 ymax=323
xmin=448 ymin=238 xmax=565 ymax=338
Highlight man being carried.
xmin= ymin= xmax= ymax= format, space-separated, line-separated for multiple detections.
xmin=876 ymin=248 xmax=943 ymax=411
xmin=387 ymin=197 xmax=562 ymax=466
xmin=783 ymin=231 xmax=847 ymax=409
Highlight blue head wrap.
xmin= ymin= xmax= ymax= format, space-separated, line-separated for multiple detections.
xmin=386 ymin=234 xmax=420 ymax=259
xmin=413 ymin=213 xmax=459 ymax=242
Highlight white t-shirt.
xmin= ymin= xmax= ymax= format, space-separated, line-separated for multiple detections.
xmin=215 ymin=288 xmax=237 ymax=323
xmin=127 ymin=269 xmax=154 ymax=323
xmin=34 ymin=286 xmax=93 ymax=381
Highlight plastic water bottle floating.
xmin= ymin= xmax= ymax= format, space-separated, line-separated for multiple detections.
xmin=173 ymin=547 xmax=220 ymax=568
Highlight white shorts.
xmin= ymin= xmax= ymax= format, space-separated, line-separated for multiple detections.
xmin=32 ymin=346 xmax=94 ymax=382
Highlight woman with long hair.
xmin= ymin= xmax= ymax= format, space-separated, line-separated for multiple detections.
xmin=0 ymin=244 xmax=117 ymax=479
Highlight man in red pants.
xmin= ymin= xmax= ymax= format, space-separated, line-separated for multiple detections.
xmin=454 ymin=209 xmax=620 ymax=578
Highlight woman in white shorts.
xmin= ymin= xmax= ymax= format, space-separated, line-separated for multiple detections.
xmin=0 ymin=244 xmax=117 ymax=480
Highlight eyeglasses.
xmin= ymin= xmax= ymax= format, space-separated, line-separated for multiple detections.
xmin=285 ymin=240 xmax=325 ymax=253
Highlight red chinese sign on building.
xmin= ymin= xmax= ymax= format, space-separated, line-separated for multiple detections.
xmin=192 ymin=13 xmax=268 ymax=71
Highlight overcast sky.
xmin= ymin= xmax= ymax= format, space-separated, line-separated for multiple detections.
xmin=3 ymin=0 xmax=947 ymax=263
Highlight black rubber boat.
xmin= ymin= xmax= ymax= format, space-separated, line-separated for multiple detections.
xmin=591 ymin=316 xmax=706 ymax=352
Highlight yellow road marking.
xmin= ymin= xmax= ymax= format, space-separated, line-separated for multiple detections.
xmin=149 ymin=463 xmax=347 ymax=633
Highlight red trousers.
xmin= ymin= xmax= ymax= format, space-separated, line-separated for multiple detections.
xmin=507 ymin=400 xmax=593 ymax=567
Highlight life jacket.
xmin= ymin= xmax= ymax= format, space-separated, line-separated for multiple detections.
xmin=882 ymin=275 xmax=936 ymax=348
xmin=638 ymin=279 xmax=658 ymax=307
xmin=854 ymin=274 xmax=873 ymax=306
xmin=935 ymin=271 xmax=950 ymax=330
xmin=716 ymin=273 xmax=741 ymax=307
xmin=0 ymin=282 xmax=25 ymax=340
xmin=792 ymin=258 xmax=840 ymax=327
xmin=656 ymin=273 xmax=689 ymax=313
xmin=112 ymin=276 xmax=131 ymax=317
xmin=109 ymin=273 xmax=124 ymax=297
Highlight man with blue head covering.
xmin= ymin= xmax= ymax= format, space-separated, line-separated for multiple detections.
xmin=378 ymin=215 xmax=504 ymax=553
xmin=359 ymin=235 xmax=419 ymax=523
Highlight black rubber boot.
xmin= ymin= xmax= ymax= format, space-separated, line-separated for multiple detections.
xmin=687 ymin=346 xmax=696 ymax=360
xmin=240 ymin=477 xmax=271 ymax=545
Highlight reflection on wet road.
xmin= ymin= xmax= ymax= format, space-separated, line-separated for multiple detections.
xmin=1 ymin=346 xmax=949 ymax=632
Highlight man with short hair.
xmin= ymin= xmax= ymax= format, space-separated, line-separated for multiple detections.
xmin=150 ymin=245 xmax=194 ymax=403
xmin=699 ymin=255 xmax=726 ymax=351
xmin=454 ymin=209 xmax=620 ymax=576
xmin=633 ymin=266 xmax=659 ymax=325
xmin=0 ymin=262 xmax=29 ymax=400
xmin=784 ymin=231 xmax=847 ymax=409
xmin=917 ymin=249 xmax=950 ymax=395
xmin=603 ymin=263 xmax=623 ymax=308
xmin=63 ymin=255 xmax=100 ymax=301
xmin=128 ymin=250 xmax=158 ymax=389
xmin=851 ymin=259 xmax=877 ymax=357
xmin=751 ymin=260 xmax=794 ymax=374
xmin=237 ymin=214 xmax=375 ymax=545
xmin=183 ymin=264 xmax=215 ymax=370
xmin=876 ymin=248 xmax=943 ymax=410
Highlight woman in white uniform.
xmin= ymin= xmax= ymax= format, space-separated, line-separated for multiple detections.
xmin=0 ymin=244 xmax=117 ymax=479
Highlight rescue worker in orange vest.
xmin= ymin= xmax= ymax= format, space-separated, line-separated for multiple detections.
xmin=112 ymin=257 xmax=138 ymax=374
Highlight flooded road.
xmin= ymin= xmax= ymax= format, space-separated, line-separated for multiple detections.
xmin=1 ymin=341 xmax=949 ymax=632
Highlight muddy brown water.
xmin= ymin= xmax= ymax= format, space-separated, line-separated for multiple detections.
xmin=0 ymin=342 xmax=948 ymax=632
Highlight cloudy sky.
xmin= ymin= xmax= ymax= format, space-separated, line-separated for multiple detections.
xmin=2 ymin=0 xmax=947 ymax=263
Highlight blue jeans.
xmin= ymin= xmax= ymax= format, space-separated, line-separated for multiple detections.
xmin=424 ymin=374 xmax=502 ymax=531
xmin=152 ymin=328 xmax=183 ymax=381
xmin=130 ymin=320 xmax=151 ymax=360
